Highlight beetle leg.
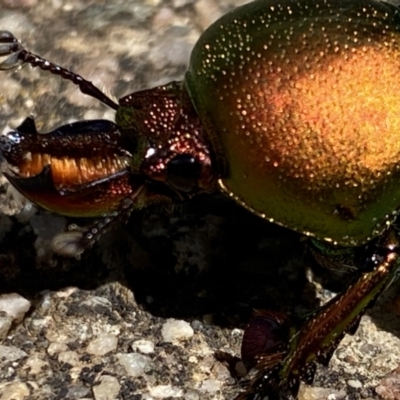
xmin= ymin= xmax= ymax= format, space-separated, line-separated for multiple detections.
xmin=52 ymin=197 xmax=136 ymax=257
xmin=0 ymin=31 xmax=118 ymax=110
xmin=236 ymin=229 xmax=400 ymax=399
xmin=241 ymin=309 xmax=288 ymax=370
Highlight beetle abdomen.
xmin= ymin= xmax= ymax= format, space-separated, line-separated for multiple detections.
xmin=186 ymin=0 xmax=400 ymax=246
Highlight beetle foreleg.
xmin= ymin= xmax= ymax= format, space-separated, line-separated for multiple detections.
xmin=52 ymin=197 xmax=136 ymax=257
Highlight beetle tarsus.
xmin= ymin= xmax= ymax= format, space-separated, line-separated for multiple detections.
xmin=52 ymin=198 xmax=135 ymax=257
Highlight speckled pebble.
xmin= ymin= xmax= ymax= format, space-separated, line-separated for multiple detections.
xmin=199 ymin=379 xmax=221 ymax=394
xmin=86 ymin=334 xmax=118 ymax=356
xmin=376 ymin=367 xmax=400 ymax=400
xmin=131 ymin=339 xmax=155 ymax=354
xmin=0 ymin=293 xmax=31 ymax=323
xmin=0 ymin=313 xmax=12 ymax=339
xmin=92 ymin=375 xmax=121 ymax=400
xmin=148 ymin=384 xmax=183 ymax=398
xmin=347 ymin=379 xmax=362 ymax=389
xmin=0 ymin=382 xmax=30 ymax=400
xmin=162 ymin=319 xmax=194 ymax=343
xmin=183 ymin=390 xmax=200 ymax=400
xmin=67 ymin=384 xmax=91 ymax=399
xmin=24 ymin=354 xmax=48 ymax=375
xmin=0 ymin=345 xmax=27 ymax=362
xmin=117 ymin=352 xmax=153 ymax=377
xmin=80 ymin=296 xmax=112 ymax=309
xmin=299 ymin=385 xmax=346 ymax=400
xmin=47 ymin=342 xmax=68 ymax=356
xmin=58 ymin=350 xmax=80 ymax=366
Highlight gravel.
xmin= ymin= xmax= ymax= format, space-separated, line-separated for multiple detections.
xmin=0 ymin=1 xmax=399 ymax=400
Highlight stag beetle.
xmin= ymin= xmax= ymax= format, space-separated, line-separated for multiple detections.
xmin=1 ymin=0 xmax=400 ymax=398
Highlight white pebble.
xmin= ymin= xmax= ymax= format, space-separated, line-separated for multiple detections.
xmin=117 ymin=353 xmax=153 ymax=377
xmin=92 ymin=375 xmax=121 ymax=400
xmin=131 ymin=339 xmax=155 ymax=354
xmin=0 ymin=345 xmax=27 ymax=362
xmin=0 ymin=293 xmax=31 ymax=323
xmin=86 ymin=334 xmax=118 ymax=356
xmin=148 ymin=385 xmax=183 ymax=398
xmin=161 ymin=319 xmax=194 ymax=343
xmin=0 ymin=314 xmax=13 ymax=339
xmin=347 ymin=379 xmax=362 ymax=389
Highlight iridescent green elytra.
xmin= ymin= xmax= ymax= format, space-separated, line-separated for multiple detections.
xmin=186 ymin=0 xmax=400 ymax=247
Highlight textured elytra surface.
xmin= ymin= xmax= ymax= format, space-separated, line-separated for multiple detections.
xmin=0 ymin=1 xmax=399 ymax=400
xmin=188 ymin=0 xmax=400 ymax=247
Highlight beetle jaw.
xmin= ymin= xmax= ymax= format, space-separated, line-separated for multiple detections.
xmin=0 ymin=118 xmax=147 ymax=217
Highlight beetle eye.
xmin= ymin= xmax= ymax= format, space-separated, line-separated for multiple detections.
xmin=166 ymin=154 xmax=201 ymax=192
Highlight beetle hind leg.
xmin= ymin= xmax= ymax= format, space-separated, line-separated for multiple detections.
xmin=236 ymin=229 xmax=400 ymax=399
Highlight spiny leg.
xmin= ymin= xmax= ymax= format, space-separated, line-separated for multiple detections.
xmin=236 ymin=228 xmax=400 ymax=399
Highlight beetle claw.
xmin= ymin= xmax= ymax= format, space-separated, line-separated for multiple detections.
xmin=51 ymin=198 xmax=136 ymax=257
xmin=52 ymin=230 xmax=86 ymax=258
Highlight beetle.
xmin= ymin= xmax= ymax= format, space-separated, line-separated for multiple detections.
xmin=1 ymin=0 xmax=400 ymax=398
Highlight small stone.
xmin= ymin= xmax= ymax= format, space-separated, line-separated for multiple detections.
xmin=117 ymin=353 xmax=153 ymax=377
xmin=25 ymin=354 xmax=48 ymax=375
xmin=184 ymin=390 xmax=200 ymax=400
xmin=161 ymin=319 xmax=194 ymax=343
xmin=0 ymin=293 xmax=31 ymax=323
xmin=86 ymin=334 xmax=118 ymax=356
xmin=172 ymin=0 xmax=194 ymax=7
xmin=0 ymin=345 xmax=27 ymax=362
xmin=199 ymin=379 xmax=220 ymax=393
xmin=235 ymin=361 xmax=247 ymax=378
xmin=47 ymin=342 xmax=68 ymax=356
xmin=58 ymin=351 xmax=80 ymax=366
xmin=148 ymin=385 xmax=183 ymax=398
xmin=79 ymin=296 xmax=112 ymax=308
xmin=299 ymin=385 xmax=346 ymax=400
xmin=212 ymin=362 xmax=230 ymax=380
xmin=92 ymin=375 xmax=121 ymax=400
xmin=376 ymin=368 xmax=400 ymax=400
xmin=0 ymin=313 xmax=13 ymax=339
xmin=67 ymin=385 xmax=91 ymax=399
xmin=0 ymin=382 xmax=30 ymax=400
xmin=347 ymin=379 xmax=362 ymax=389
xmin=131 ymin=339 xmax=155 ymax=354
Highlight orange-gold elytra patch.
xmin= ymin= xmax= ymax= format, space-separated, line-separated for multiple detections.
xmin=258 ymin=44 xmax=400 ymax=191
xmin=18 ymin=153 xmax=129 ymax=190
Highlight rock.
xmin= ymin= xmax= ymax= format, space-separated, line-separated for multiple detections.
xmin=131 ymin=339 xmax=155 ymax=354
xmin=86 ymin=334 xmax=118 ymax=356
xmin=161 ymin=319 xmax=194 ymax=343
xmin=0 ymin=293 xmax=30 ymax=323
xmin=92 ymin=375 xmax=121 ymax=400
xmin=117 ymin=352 xmax=153 ymax=377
